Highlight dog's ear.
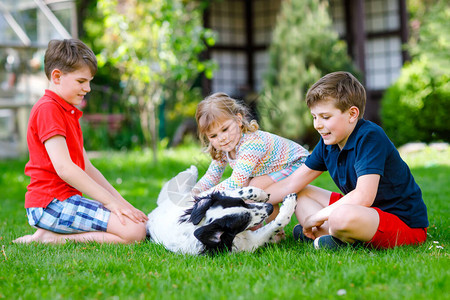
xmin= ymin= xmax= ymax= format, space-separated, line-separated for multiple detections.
xmin=194 ymin=223 xmax=235 ymax=253
xmin=189 ymin=197 xmax=214 ymax=225
xmin=194 ymin=223 xmax=224 ymax=246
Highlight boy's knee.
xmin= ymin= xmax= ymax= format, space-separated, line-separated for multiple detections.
xmin=328 ymin=205 xmax=360 ymax=233
xmin=297 ymin=187 xmax=310 ymax=200
xmin=297 ymin=185 xmax=325 ymax=203
xmin=120 ymin=222 xmax=147 ymax=243
xmin=129 ymin=222 xmax=147 ymax=242
xmin=108 ymin=214 xmax=147 ymax=243
xmin=296 ymin=189 xmax=311 ymax=207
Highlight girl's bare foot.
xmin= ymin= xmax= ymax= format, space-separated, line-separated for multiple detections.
xmin=271 ymin=229 xmax=286 ymax=243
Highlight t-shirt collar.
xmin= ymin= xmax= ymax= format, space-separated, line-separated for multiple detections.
xmin=325 ymin=119 xmax=365 ymax=152
xmin=44 ymin=89 xmax=83 ymax=119
xmin=341 ymin=119 xmax=365 ymax=151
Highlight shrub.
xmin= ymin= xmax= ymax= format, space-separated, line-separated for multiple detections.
xmin=381 ymin=0 xmax=450 ymax=146
xmin=381 ymin=61 xmax=449 ymax=146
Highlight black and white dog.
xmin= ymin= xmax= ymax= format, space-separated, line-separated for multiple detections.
xmin=146 ymin=166 xmax=296 ymax=255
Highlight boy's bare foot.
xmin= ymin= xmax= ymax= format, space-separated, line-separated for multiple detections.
xmin=12 ymin=234 xmax=34 ymax=244
xmin=13 ymin=229 xmax=66 ymax=244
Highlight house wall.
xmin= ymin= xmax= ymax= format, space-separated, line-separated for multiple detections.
xmin=204 ymin=0 xmax=409 ymax=124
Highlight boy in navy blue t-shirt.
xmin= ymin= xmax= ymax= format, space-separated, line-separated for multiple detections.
xmin=266 ymin=71 xmax=428 ymax=249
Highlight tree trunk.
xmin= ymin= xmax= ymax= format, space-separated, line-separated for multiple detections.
xmin=148 ymin=100 xmax=158 ymax=164
xmin=139 ymin=97 xmax=151 ymax=148
xmin=139 ymin=97 xmax=158 ymax=164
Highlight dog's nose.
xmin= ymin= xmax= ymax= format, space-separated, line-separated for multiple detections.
xmin=266 ymin=203 xmax=274 ymax=215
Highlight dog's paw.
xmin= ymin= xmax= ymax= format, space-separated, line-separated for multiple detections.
xmin=280 ymin=193 xmax=297 ymax=213
xmin=240 ymin=186 xmax=269 ymax=202
xmin=221 ymin=187 xmax=269 ymax=203
xmin=273 ymin=193 xmax=297 ymax=226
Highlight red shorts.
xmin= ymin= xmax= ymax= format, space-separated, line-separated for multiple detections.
xmin=329 ymin=192 xmax=427 ymax=249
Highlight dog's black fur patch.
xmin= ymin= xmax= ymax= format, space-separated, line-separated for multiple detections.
xmin=194 ymin=213 xmax=252 ymax=255
xmin=180 ymin=191 xmax=272 ymax=255
xmin=181 ymin=192 xmax=252 ymax=225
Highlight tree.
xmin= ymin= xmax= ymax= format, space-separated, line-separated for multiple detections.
xmin=259 ymin=0 xmax=357 ymax=146
xmin=95 ymin=0 xmax=215 ymax=161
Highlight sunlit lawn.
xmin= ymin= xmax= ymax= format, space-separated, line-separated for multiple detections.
xmin=1 ymin=143 xmax=448 ymax=299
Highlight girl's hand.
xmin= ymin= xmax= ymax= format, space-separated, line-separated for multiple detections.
xmin=191 ymin=187 xmax=202 ymax=198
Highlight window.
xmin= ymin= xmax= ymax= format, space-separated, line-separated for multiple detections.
xmin=329 ymin=0 xmax=346 ymax=37
xmin=365 ymin=37 xmax=402 ymax=90
xmin=208 ymin=0 xmax=281 ymax=95
xmin=210 ymin=0 xmax=246 ymax=46
xmin=253 ymin=0 xmax=280 ymax=46
xmin=0 ymin=0 xmax=76 ymax=156
xmin=364 ymin=0 xmax=402 ymax=90
xmin=211 ymin=51 xmax=247 ymax=96
xmin=329 ymin=0 xmax=404 ymax=91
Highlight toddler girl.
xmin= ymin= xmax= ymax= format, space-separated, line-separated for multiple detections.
xmin=193 ymin=92 xmax=309 ymax=215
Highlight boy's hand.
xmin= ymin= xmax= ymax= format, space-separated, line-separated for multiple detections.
xmin=303 ymin=214 xmax=325 ymax=240
xmin=106 ymin=199 xmax=148 ymax=225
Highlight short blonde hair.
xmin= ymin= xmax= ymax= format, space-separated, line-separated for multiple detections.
xmin=306 ymin=71 xmax=366 ymax=119
xmin=196 ymin=92 xmax=258 ymax=159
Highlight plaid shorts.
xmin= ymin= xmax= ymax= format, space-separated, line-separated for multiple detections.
xmin=26 ymin=195 xmax=111 ymax=233
xmin=268 ymin=157 xmax=307 ymax=182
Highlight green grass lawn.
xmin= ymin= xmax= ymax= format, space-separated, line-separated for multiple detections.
xmin=1 ymin=143 xmax=449 ymax=299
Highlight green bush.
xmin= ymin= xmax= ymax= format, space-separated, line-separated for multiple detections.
xmin=81 ymin=118 xmax=144 ymax=151
xmin=381 ymin=61 xmax=450 ymax=146
xmin=381 ymin=1 xmax=450 ymax=146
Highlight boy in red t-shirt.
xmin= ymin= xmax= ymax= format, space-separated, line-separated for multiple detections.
xmin=13 ymin=39 xmax=148 ymax=244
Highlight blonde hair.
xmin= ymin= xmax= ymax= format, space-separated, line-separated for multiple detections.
xmin=306 ymin=71 xmax=366 ymax=119
xmin=196 ymin=92 xmax=259 ymax=159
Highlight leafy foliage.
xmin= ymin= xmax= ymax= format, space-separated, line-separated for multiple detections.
xmin=381 ymin=0 xmax=450 ymax=146
xmin=259 ymin=0 xmax=358 ymax=145
xmin=91 ymin=0 xmax=216 ymax=158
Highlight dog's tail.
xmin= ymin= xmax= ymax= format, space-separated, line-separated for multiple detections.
xmin=157 ymin=165 xmax=198 ymax=207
